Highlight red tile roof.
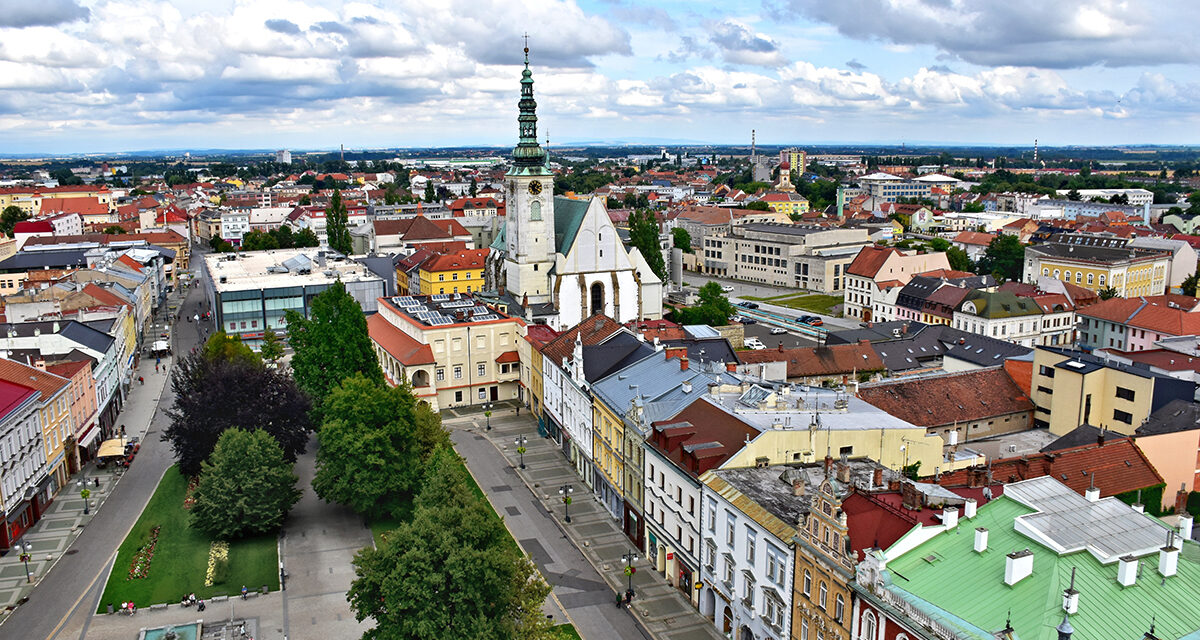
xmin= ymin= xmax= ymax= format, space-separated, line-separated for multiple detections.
xmin=647 ymin=397 xmax=759 ymax=478
xmin=46 ymin=359 xmax=91 ymax=379
xmin=540 ymin=314 xmax=624 ymax=366
xmin=494 ymin=350 xmax=519 ymax=364
xmin=0 ymin=358 xmax=70 ymax=400
xmin=13 ymin=220 xmax=53 ymax=234
xmin=373 ymin=216 xmax=469 ymax=241
xmin=366 ymin=314 xmax=435 ymax=366
xmin=0 ymin=379 xmax=37 ymax=418
xmin=856 ymin=368 xmax=1033 ymax=427
xmin=524 ymin=325 xmax=561 ymax=350
xmin=846 ymin=246 xmax=901 ymax=279
xmin=1078 ymin=295 xmax=1200 ymax=336
xmin=1003 ymin=359 xmax=1033 ymax=397
xmin=39 ymin=197 xmax=110 ymax=216
xmin=737 ymin=342 xmax=885 ymax=378
xmin=421 ymin=248 xmax=488 ymax=273
xmin=936 ymin=437 xmax=1162 ymax=498
xmin=448 ymin=197 xmax=499 ymax=211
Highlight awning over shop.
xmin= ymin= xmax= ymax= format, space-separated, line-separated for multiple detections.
xmin=78 ymin=423 xmax=101 ymax=449
xmin=97 ymin=438 xmax=129 ymax=458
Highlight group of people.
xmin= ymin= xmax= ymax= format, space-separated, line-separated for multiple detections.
xmin=119 ymin=601 xmax=136 ymax=615
xmin=180 ymin=592 xmax=205 ymax=610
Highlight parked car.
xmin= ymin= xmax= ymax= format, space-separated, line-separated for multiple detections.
xmin=740 ymin=317 xmax=757 ymax=325
xmin=798 ymin=315 xmax=824 ymax=326
xmin=721 ymin=285 xmax=735 ymax=292
xmin=744 ymin=337 xmax=766 ymax=350
xmin=769 ymin=326 xmax=788 ymax=335
xmin=738 ymin=301 xmax=760 ymax=309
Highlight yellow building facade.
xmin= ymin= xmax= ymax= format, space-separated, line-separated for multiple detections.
xmin=1026 ymin=249 xmax=1169 ymax=298
xmin=592 ymin=398 xmax=627 ymax=514
xmin=417 ymin=249 xmax=488 ymax=296
xmin=1031 ymin=346 xmax=1162 ymax=436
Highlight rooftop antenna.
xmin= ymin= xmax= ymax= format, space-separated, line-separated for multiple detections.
xmin=751 ymin=129 xmax=756 ymax=161
xmin=1033 ymin=139 xmax=1039 ymax=164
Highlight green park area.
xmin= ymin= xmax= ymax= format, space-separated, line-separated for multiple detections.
xmin=744 ymin=292 xmax=842 ymax=316
xmin=97 ymin=468 xmax=278 ymax=612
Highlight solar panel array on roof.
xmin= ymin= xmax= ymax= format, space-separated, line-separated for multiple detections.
xmin=1005 ymin=475 xmax=1171 ymax=564
xmin=472 ymin=314 xmax=499 ymax=322
xmin=430 ymin=294 xmax=452 ymax=302
xmin=442 ymin=299 xmax=473 ymax=309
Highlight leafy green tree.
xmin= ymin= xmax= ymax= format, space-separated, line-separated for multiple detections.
xmin=101 ymin=225 xmax=127 ymax=235
xmin=285 ymin=281 xmax=383 ymax=411
xmin=744 ymin=200 xmax=770 ymax=211
xmin=240 ymin=229 xmax=279 ymax=252
xmin=1182 ymin=271 xmax=1200 ymax=297
xmin=295 ymin=228 xmax=319 ymax=247
xmin=672 ymin=227 xmax=693 ymax=253
xmin=1 ymin=205 xmax=29 ymax=237
xmin=190 ymin=428 xmax=301 ymax=539
xmin=628 ymin=209 xmax=666 ymax=280
xmin=313 ymin=374 xmax=450 ymax=518
xmin=945 ymin=246 xmax=974 ymax=273
xmin=326 ymin=189 xmax=352 ymax=255
xmin=347 ymin=448 xmax=553 ymax=640
xmin=163 ymin=332 xmax=312 ymax=475
xmin=962 ymin=202 xmax=985 ymax=213
xmin=1098 ymin=286 xmax=1120 ymax=300
xmin=423 ymin=181 xmax=435 ymax=203
xmin=259 ymin=328 xmax=285 ymax=365
xmin=299 ymin=195 xmax=312 ymax=205
xmin=976 ymin=234 xmax=1024 ymax=282
xmin=673 ymin=282 xmax=735 ymax=326
xmin=928 ymin=238 xmax=951 ymax=252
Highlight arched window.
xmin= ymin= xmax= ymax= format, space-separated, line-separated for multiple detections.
xmin=530 ymin=200 xmax=542 ymax=221
xmin=1099 ymin=274 xmax=1106 ymax=286
xmin=1053 ymin=269 xmax=1060 ymax=278
xmin=590 ymin=282 xmax=605 ymax=316
xmin=834 ymin=594 xmax=845 ymax=623
xmin=860 ymin=611 xmax=877 ymax=640
xmin=802 ymin=570 xmax=811 ymax=596
xmin=1042 ymin=268 xmax=1049 ymax=276
xmin=1075 ymin=272 xmax=1082 ymax=283
xmin=1087 ymin=273 xmax=1094 ymax=285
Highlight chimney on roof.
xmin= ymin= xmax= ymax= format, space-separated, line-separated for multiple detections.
xmin=778 ymin=341 xmax=784 ymax=352
xmin=1179 ymin=513 xmax=1194 ymax=541
xmin=1159 ymin=531 xmax=1180 ymax=578
xmin=824 ymin=454 xmax=834 ymax=476
xmin=1117 ymin=555 xmax=1138 ymax=587
xmin=974 ymin=527 xmax=988 ymax=553
xmin=1004 ymin=549 xmax=1033 ymax=585
xmin=792 ymin=479 xmax=806 ymax=497
xmin=725 ymin=362 xmax=737 ymax=373
xmin=872 ymin=467 xmax=883 ymax=489
xmin=680 ymin=357 xmax=689 ymax=371
xmin=682 ymin=380 xmax=692 ymax=393
xmin=942 ymin=507 xmax=959 ymax=529
xmin=1098 ymin=427 xmax=1106 ymax=447
xmin=964 ymin=498 xmax=977 ymax=519
xmin=1062 ymin=567 xmax=1079 ymax=614
xmin=1085 ymin=479 xmax=1100 ymax=503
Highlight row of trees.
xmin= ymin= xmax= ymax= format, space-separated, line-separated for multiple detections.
xmin=282 ymin=283 xmax=556 ymax=640
xmin=240 ymin=226 xmax=319 ymax=251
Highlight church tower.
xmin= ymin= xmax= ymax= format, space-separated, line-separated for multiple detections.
xmin=503 ymin=43 xmax=556 ymax=304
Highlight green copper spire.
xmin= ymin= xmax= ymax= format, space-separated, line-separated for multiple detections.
xmin=512 ymin=37 xmax=546 ymax=168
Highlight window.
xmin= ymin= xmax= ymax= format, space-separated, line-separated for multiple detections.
xmin=454 ymin=390 xmax=463 ymax=402
xmin=726 ymin=513 xmax=736 ymax=546
xmin=723 ymin=557 xmax=733 ymax=584
xmin=860 ymin=612 xmax=877 ymax=640
xmin=766 ymin=545 xmax=786 ymax=587
xmin=477 ymin=363 xmax=486 ymax=377
xmin=764 ymin=593 xmax=784 ymax=628
xmin=745 ymin=527 xmax=756 ymax=563
xmin=803 ymin=570 xmax=812 ymax=596
xmin=834 ymin=594 xmax=845 ymax=623
xmin=1037 ymin=385 xmax=1052 ymax=395
xmin=706 ymin=542 xmax=716 ymax=569
xmin=1113 ymin=409 xmax=1133 ymax=425
xmin=439 ymin=274 xmax=445 ymax=281
xmin=452 ymin=273 xmax=458 ymax=280
xmin=453 ymin=366 xmax=462 ymax=379
xmin=1115 ymin=386 xmax=1135 ymax=401
xmin=801 ymin=619 xmax=809 ymax=640
xmin=436 ymin=369 xmax=445 ymax=382
xmin=478 ymin=388 xmax=486 ymax=400
xmin=707 ymin=498 xmax=716 ymax=532
xmin=818 ymin=582 xmax=827 ymax=609
xmin=1087 ymin=273 xmax=1094 ymax=285
xmin=1039 ymin=365 xmax=1055 ymax=378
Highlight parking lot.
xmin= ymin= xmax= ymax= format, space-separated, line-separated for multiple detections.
xmin=742 ymin=321 xmax=818 ymax=349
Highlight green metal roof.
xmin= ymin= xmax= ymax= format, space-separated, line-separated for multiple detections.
xmin=490 ymin=224 xmax=506 ymax=251
xmin=554 ymin=196 xmax=589 ymax=255
xmin=960 ymin=290 xmax=1042 ymax=319
xmin=885 ymin=496 xmax=1200 ymax=640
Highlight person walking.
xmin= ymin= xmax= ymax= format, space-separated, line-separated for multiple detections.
xmin=241 ymin=585 xmax=248 ymax=600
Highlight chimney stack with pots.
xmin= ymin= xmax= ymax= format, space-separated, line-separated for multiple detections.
xmin=1005 ymin=549 xmax=1033 ymax=585
xmin=974 ymin=527 xmax=988 ymax=553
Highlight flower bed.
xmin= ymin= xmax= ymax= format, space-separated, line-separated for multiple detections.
xmin=128 ymin=526 xmax=161 ymax=580
xmin=182 ymin=476 xmax=200 ymax=510
xmin=204 ymin=541 xmax=229 ymax=587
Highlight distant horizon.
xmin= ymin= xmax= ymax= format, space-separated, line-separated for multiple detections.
xmin=2 ymin=0 xmax=1197 ymax=155
xmin=5 ymin=140 xmax=1200 ymax=162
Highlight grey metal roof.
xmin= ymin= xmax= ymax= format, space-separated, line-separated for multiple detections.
xmin=581 ymin=333 xmax=656 ymax=383
xmin=0 ymin=249 xmax=89 ymax=271
xmin=58 ymin=321 xmax=116 ymax=353
xmin=1005 ymin=476 xmax=1173 ymax=564
xmin=1135 ymin=399 xmax=1200 ymax=437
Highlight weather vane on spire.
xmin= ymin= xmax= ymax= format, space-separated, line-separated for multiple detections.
xmin=523 ymin=33 xmax=529 ymax=62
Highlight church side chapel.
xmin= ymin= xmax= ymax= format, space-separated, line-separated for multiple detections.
xmin=485 ymin=45 xmax=662 ymax=330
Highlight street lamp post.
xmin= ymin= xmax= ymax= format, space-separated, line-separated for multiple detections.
xmin=622 ymin=551 xmax=639 ymax=602
xmin=484 ymin=402 xmax=492 ymax=431
xmin=514 ymin=435 xmax=527 ymax=469
xmin=558 ymin=485 xmax=573 ymax=523
xmin=78 ymin=480 xmax=90 ymax=515
xmin=20 ymin=542 xmax=32 ymax=582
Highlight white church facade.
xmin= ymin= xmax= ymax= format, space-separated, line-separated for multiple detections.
xmin=486 ymin=47 xmax=662 ymax=330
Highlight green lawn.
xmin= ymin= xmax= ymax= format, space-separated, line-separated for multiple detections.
xmin=744 ymin=293 xmax=842 ymax=315
xmin=97 ymin=467 xmax=279 ymax=611
xmin=553 ymin=623 xmax=583 ymax=639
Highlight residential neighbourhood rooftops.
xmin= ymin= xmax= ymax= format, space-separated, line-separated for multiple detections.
xmin=737 ymin=341 xmax=885 ymax=378
xmin=366 ymin=313 xmax=436 ymax=368
xmin=857 ymin=368 xmax=1032 ymax=428
xmin=1136 ymin=398 xmax=1200 ymax=436
xmin=540 ymin=313 xmax=624 ymax=367
xmin=884 ymin=476 xmax=1200 ymax=640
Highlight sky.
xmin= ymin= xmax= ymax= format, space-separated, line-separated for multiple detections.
xmin=1 ymin=0 xmax=1198 ymax=154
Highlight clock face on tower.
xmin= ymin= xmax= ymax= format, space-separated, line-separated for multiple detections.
xmin=529 ymin=180 xmax=543 ymax=195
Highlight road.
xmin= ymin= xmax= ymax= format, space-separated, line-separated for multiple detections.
xmin=679 ymin=272 xmax=860 ymax=331
xmin=0 ymin=252 xmax=211 ymax=640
